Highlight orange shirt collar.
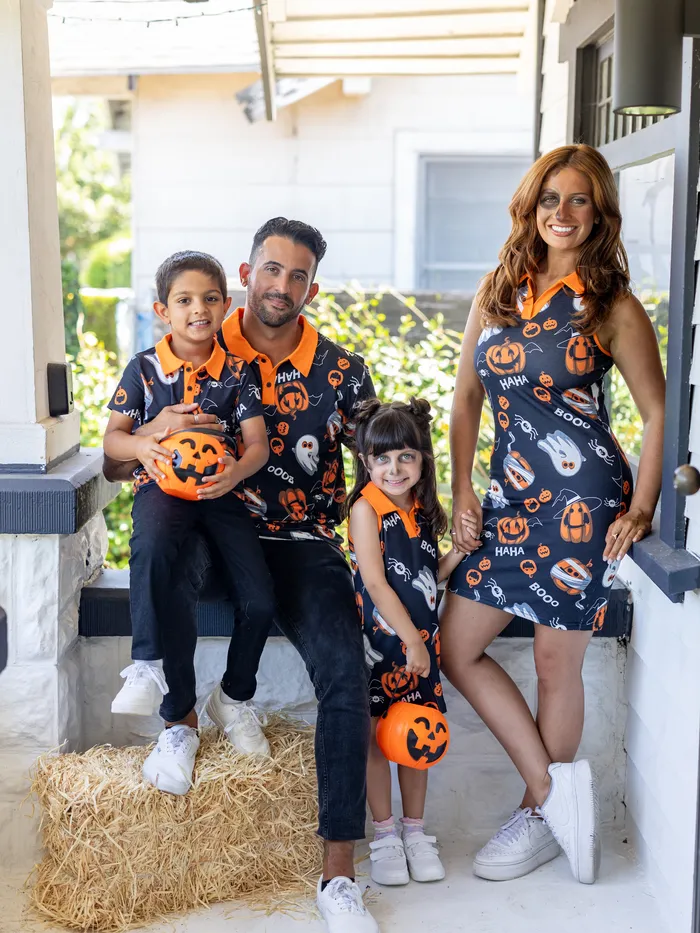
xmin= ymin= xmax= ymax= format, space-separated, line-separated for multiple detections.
xmin=222 ymin=308 xmax=319 ymax=376
xmin=154 ymin=334 xmax=226 ymax=380
xmin=519 ymin=270 xmax=584 ymax=319
xmin=360 ymin=482 xmax=420 ymax=539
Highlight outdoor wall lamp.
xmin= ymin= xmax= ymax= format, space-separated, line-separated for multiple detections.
xmin=613 ymin=0 xmax=693 ymax=116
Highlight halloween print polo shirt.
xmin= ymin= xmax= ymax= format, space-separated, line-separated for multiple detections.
xmin=218 ymin=308 xmax=376 ymax=542
xmin=107 ymin=333 xmax=264 ymax=491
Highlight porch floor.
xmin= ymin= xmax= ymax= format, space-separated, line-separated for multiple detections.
xmin=1 ymin=830 xmax=665 ymax=933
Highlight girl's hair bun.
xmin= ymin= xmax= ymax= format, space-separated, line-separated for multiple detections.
xmin=408 ymin=397 xmax=432 ymax=425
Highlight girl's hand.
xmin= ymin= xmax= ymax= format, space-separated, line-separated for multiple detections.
xmin=603 ymin=508 xmax=652 ymax=562
xmin=135 ymin=434 xmax=172 ymax=481
xmin=451 ymin=488 xmax=483 ymax=554
xmin=196 ymin=452 xmax=241 ymax=500
xmin=405 ymin=639 xmax=432 ymax=678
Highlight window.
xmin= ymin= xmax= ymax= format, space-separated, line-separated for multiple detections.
xmin=417 ymin=156 xmax=529 ymax=292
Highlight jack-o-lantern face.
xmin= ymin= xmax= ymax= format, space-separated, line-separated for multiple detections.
xmin=543 ymin=317 xmax=557 ymax=331
xmin=270 ymin=438 xmax=284 ymax=456
xmin=539 ymin=488 xmax=552 ymax=503
xmin=524 ymin=497 xmax=540 ymax=513
xmin=376 ymin=702 xmax=450 ymax=770
xmin=277 ymin=422 xmax=289 ymax=436
xmin=479 ymin=557 xmax=491 ymax=571
xmin=276 ymin=381 xmax=309 ymax=417
xmin=486 ymin=338 xmax=526 ymax=376
xmin=466 ymin=569 xmax=482 ymax=587
xmin=520 ymin=559 xmax=538 ymax=577
xmin=498 ymin=395 xmax=510 ymax=410
xmin=523 ymin=322 xmax=541 ymax=338
xmin=381 ymin=663 xmax=418 ymax=699
xmin=497 ymin=513 xmax=529 ymax=545
xmin=333 ymin=487 xmax=346 ymax=504
xmin=539 ymin=372 xmax=553 ymax=387
xmin=592 ymin=601 xmax=608 ymax=632
xmin=622 ymin=480 xmax=631 ymax=496
xmin=538 ymin=543 xmax=550 ymax=558
xmin=114 ymin=386 xmax=127 ymax=406
xmin=434 ymin=629 xmax=441 ymax=667
xmin=157 ymin=428 xmax=230 ymax=501
xmin=498 ymin=411 xmax=510 ymax=430
xmin=328 ymin=370 xmax=344 ymax=388
xmin=434 ymin=683 xmax=443 ymax=698
xmin=560 ymin=500 xmax=593 ymax=543
xmin=565 ymin=335 xmax=595 ymax=375
xmin=337 ymin=357 xmax=351 ymax=370
xmin=550 ymin=557 xmax=592 ymax=595
xmin=533 ymin=386 xmax=551 ymax=403
xmin=278 ymin=487 xmax=307 ymax=521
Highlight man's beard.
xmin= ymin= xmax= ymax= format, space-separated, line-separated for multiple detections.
xmin=249 ymin=291 xmax=300 ymax=328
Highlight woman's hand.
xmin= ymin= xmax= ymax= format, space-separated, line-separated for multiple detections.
xmin=195 ymin=452 xmax=241 ymax=500
xmin=451 ymin=488 xmax=483 ymax=554
xmin=603 ymin=507 xmax=652 ymax=562
xmin=404 ymin=639 xmax=432 ymax=678
xmin=134 ymin=434 xmax=172 ymax=481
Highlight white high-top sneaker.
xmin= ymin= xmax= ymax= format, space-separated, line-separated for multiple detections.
xmin=142 ymin=725 xmax=200 ymax=795
xmin=204 ymin=686 xmax=270 ymax=756
xmin=473 ymin=808 xmax=560 ymax=881
xmin=111 ymin=661 xmax=168 ymax=716
xmin=539 ymin=760 xmax=600 ymax=884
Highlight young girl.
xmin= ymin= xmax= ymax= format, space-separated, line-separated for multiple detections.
xmin=347 ymin=398 xmax=474 ymax=886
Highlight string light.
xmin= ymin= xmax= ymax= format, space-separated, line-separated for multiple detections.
xmin=50 ymin=2 xmax=263 ymax=24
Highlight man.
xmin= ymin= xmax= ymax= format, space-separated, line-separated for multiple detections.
xmin=103 ymin=218 xmax=379 ymax=933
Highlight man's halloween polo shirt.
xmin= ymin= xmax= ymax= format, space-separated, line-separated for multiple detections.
xmin=107 ymin=333 xmax=264 ymax=490
xmin=218 ymin=308 xmax=376 ymax=542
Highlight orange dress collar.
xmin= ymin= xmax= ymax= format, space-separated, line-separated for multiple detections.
xmin=360 ymin=482 xmax=421 ymax=539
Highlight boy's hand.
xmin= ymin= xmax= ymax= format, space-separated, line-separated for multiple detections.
xmin=135 ymin=434 xmax=173 ymax=481
xmin=404 ymin=639 xmax=431 ymax=678
xmin=196 ymin=452 xmax=240 ymax=500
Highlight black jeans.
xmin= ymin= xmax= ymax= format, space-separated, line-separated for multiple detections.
xmin=129 ymin=484 xmax=276 ymax=723
xmin=181 ymin=536 xmax=370 ymax=842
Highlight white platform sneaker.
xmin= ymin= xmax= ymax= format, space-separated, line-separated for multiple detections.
xmin=316 ymin=877 xmax=379 ymax=933
xmin=403 ymin=831 xmax=445 ymax=882
xmin=474 ymin=808 xmax=560 ymax=881
xmin=369 ymin=834 xmax=409 ymax=885
xmin=142 ymin=725 xmax=200 ymax=795
xmin=539 ymin=760 xmax=600 ymax=884
xmin=111 ymin=661 xmax=168 ymax=716
xmin=204 ymin=686 xmax=270 ymax=756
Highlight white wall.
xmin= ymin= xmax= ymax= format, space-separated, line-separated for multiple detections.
xmin=131 ymin=72 xmax=533 ymax=313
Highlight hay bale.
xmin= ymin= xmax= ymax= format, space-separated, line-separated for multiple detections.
xmin=30 ymin=718 xmax=322 ymax=932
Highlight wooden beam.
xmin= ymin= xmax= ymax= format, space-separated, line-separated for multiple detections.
xmin=275 ymin=36 xmax=523 ymax=58
xmin=254 ymin=1 xmax=276 ymax=121
xmin=272 ymin=12 xmax=528 ymax=43
xmin=281 ymin=1 xmax=528 ymax=19
xmin=275 ymin=57 xmax=519 ymax=76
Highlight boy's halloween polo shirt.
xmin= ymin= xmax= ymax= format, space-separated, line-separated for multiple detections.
xmin=218 ymin=308 xmax=376 ymax=542
xmin=107 ymin=333 xmax=263 ymax=490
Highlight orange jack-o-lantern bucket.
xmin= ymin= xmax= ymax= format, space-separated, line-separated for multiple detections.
xmin=376 ymin=702 xmax=450 ymax=770
xmin=156 ymin=427 xmax=232 ymax=501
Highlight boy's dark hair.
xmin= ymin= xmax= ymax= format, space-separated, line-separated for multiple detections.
xmin=344 ymin=398 xmax=448 ymax=541
xmin=155 ymin=251 xmax=227 ymax=305
xmin=250 ymin=217 xmax=327 ymax=268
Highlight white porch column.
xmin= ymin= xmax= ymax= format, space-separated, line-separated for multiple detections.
xmin=0 ymin=0 xmax=79 ymax=470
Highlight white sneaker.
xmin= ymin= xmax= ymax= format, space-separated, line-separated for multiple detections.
xmin=111 ymin=661 xmax=168 ymax=716
xmin=403 ymin=831 xmax=445 ymax=882
xmin=539 ymin=760 xmax=600 ymax=884
xmin=142 ymin=725 xmax=200 ymax=795
xmin=369 ymin=834 xmax=409 ymax=885
xmin=204 ymin=686 xmax=270 ymax=756
xmin=473 ymin=808 xmax=560 ymax=881
xmin=316 ymin=876 xmax=379 ymax=933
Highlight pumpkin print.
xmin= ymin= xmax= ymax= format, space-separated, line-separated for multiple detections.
xmin=376 ymin=702 xmax=450 ymax=770
xmin=539 ymin=372 xmax=553 ymax=387
xmin=592 ymin=601 xmax=608 ymax=632
xmin=498 ymin=411 xmax=510 ymax=430
xmin=322 ymin=458 xmax=339 ymax=495
xmin=337 ymin=357 xmax=351 ymax=370
xmin=523 ymin=321 xmax=541 ymax=338
xmin=355 ymin=591 xmax=364 ymax=624
xmin=524 ymin=497 xmax=540 ymax=513
xmin=498 ymin=395 xmax=510 ymax=410
xmin=486 ymin=338 xmax=526 ymax=376
xmin=157 ymin=428 xmax=229 ymax=501
xmin=479 ymin=557 xmax=491 ymax=571
xmin=539 ymin=488 xmax=552 ymax=503
xmin=434 ymin=682 xmax=443 ymax=698
xmin=276 ymin=380 xmax=309 ymax=417
xmin=543 ymin=317 xmax=557 ymax=330
xmin=560 ymin=500 xmax=593 ymax=544
xmin=565 ymin=335 xmax=595 ymax=375
xmin=503 ymin=448 xmax=535 ymax=490
xmin=538 ymin=543 xmax=550 ymax=558
xmin=550 ymin=557 xmax=593 ymax=595
xmin=434 ymin=629 xmax=441 ymax=667
xmin=278 ymin=487 xmax=307 ymax=521
xmin=277 ymin=421 xmax=289 ymax=436
xmin=333 ymin=487 xmax=346 ymax=504
xmin=114 ymin=386 xmax=127 ymax=406
xmin=328 ymin=370 xmax=344 ymax=388
xmin=520 ymin=559 xmax=538 ymax=577
xmin=497 ymin=513 xmax=530 ymax=545
xmin=533 ymin=386 xmax=551 ymax=403
xmin=270 ymin=437 xmax=284 ymax=456
xmin=381 ymin=663 xmax=419 ymax=699
xmin=622 ymin=480 xmax=631 ymax=496
xmin=466 ymin=569 xmax=482 ymax=587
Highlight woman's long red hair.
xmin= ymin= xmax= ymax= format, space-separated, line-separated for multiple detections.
xmin=479 ymin=144 xmax=631 ymax=334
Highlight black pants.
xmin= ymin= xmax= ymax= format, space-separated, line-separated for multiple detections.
xmin=179 ymin=536 xmax=371 ymax=842
xmin=129 ymin=484 xmax=276 ymax=723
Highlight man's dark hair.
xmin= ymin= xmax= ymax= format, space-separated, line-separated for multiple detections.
xmin=250 ymin=217 xmax=327 ymax=268
xmin=155 ymin=251 xmax=228 ymax=305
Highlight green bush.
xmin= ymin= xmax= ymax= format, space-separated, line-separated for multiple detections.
xmin=62 ymin=258 xmax=82 ymax=359
xmin=80 ymin=292 xmax=120 ymax=356
xmin=83 ymin=234 xmax=132 ymax=289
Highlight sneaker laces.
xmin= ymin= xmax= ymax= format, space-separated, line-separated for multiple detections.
xmin=491 ymin=808 xmax=533 ymax=847
xmin=324 ymin=878 xmax=365 ymax=915
xmin=120 ymin=662 xmax=169 ymax=696
xmin=162 ymin=726 xmax=197 ymax=754
xmin=223 ymin=701 xmax=268 ymax=738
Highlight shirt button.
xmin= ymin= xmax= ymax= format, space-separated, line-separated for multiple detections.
xmin=266 ymin=382 xmax=272 ymax=388
xmin=260 ymin=357 xmax=267 ymax=364
xmin=186 ymin=366 xmax=192 ymax=372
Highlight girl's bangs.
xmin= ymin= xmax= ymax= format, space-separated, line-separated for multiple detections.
xmin=362 ymin=410 xmax=422 ymax=457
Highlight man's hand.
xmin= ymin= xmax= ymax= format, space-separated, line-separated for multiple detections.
xmin=195 ymin=452 xmax=241 ymax=500
xmin=134 ymin=403 xmax=222 ymax=438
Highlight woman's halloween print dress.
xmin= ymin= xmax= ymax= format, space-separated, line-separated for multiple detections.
xmin=448 ymin=272 xmax=633 ymax=632
xmin=350 ymin=483 xmax=446 ymax=716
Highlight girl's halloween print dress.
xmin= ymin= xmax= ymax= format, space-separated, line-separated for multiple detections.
xmin=448 ymin=272 xmax=633 ymax=632
xmin=350 ymin=483 xmax=446 ymax=716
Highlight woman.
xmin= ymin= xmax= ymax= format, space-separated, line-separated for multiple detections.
xmin=441 ymin=144 xmax=665 ymax=885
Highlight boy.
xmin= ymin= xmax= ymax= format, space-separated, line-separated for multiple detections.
xmin=104 ymin=250 xmax=276 ymax=795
